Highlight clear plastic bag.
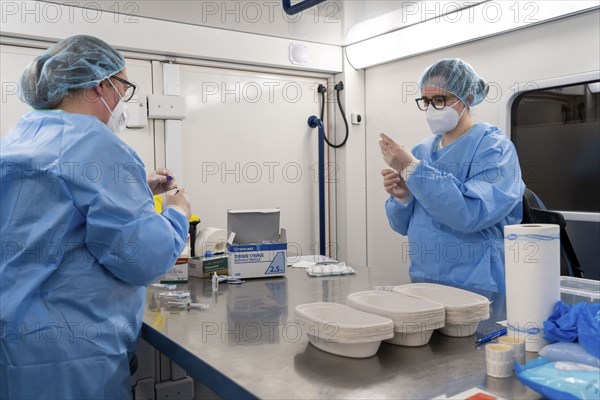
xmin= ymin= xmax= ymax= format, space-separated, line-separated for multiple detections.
xmin=516 ymin=357 xmax=600 ymax=400
xmin=539 ymin=342 xmax=600 ymax=368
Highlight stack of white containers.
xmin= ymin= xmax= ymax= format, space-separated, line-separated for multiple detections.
xmin=346 ymin=290 xmax=446 ymax=346
xmin=295 ymin=302 xmax=394 ymax=358
xmin=295 ymin=284 xmax=491 ymax=358
xmin=393 ymin=283 xmax=490 ymax=337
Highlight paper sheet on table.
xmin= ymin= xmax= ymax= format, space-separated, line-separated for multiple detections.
xmin=287 ymin=255 xmax=337 ymax=268
xmin=289 ymin=260 xmax=317 ymax=269
xmin=306 ymin=263 xmax=355 ymax=277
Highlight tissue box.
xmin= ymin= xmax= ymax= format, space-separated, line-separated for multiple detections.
xmin=227 ymin=229 xmax=287 ymax=279
xmin=188 ymin=254 xmax=228 ymax=278
xmin=161 ymin=258 xmax=189 ymax=283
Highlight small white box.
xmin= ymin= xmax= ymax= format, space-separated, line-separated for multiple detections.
xmin=161 ymin=259 xmax=188 ymax=283
xmin=227 ymin=229 xmax=287 ymax=279
xmin=125 ymin=95 xmax=147 ymax=129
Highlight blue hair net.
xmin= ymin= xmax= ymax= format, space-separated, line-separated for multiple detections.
xmin=418 ymin=58 xmax=489 ymax=107
xmin=19 ymin=35 xmax=125 ymax=109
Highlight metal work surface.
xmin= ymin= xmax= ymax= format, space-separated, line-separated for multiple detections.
xmin=142 ymin=267 xmax=541 ymax=399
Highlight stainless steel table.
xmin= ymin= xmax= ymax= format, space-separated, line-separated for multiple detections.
xmin=142 ymin=266 xmax=541 ymax=399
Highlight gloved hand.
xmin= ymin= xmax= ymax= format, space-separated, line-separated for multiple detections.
xmin=379 ymin=133 xmax=417 ymax=172
xmin=382 ymin=168 xmax=410 ymax=199
xmin=147 ymin=168 xmax=177 ymax=195
xmin=164 ymin=188 xmax=192 ymax=220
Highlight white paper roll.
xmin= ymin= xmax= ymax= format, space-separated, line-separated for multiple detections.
xmin=195 ymin=227 xmax=227 ymax=256
xmin=504 ymin=224 xmax=560 ymax=353
xmin=486 ymin=344 xmax=514 ymax=378
xmin=499 ymin=336 xmax=526 ymax=366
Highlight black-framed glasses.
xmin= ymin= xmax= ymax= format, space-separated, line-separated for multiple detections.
xmin=110 ymin=75 xmax=137 ymax=102
xmin=415 ymin=95 xmax=457 ymax=111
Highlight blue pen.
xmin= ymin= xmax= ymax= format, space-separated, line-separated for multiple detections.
xmin=475 ymin=327 xmax=507 ymax=346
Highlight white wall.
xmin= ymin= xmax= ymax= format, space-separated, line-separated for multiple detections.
xmin=0 ymin=0 xmax=342 ymax=73
xmin=333 ymin=49 xmax=367 ymax=266
xmin=0 ymin=45 xmax=37 ymax=135
xmin=49 ymin=0 xmax=346 ymax=46
xmin=363 ymin=10 xmax=600 ymax=272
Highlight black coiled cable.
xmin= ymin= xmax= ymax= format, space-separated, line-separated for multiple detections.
xmin=318 ymin=82 xmax=349 ymax=148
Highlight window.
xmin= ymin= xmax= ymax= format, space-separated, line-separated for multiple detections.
xmin=511 ymin=81 xmax=600 ymax=212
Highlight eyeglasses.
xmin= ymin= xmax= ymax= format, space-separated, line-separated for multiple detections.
xmin=415 ymin=95 xmax=457 ymax=111
xmin=110 ymin=75 xmax=137 ymax=102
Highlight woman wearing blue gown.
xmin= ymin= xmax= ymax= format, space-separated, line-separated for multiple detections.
xmin=1 ymin=35 xmax=191 ymax=399
xmin=380 ymin=58 xmax=525 ymax=293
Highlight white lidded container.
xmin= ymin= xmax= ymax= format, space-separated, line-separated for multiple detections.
xmin=295 ymin=302 xmax=394 ymax=358
xmin=346 ymin=290 xmax=445 ymax=346
xmin=393 ymin=283 xmax=490 ymax=337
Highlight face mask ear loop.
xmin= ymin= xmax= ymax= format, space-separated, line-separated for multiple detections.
xmin=450 ymin=93 xmax=468 ymax=119
xmin=457 ymin=104 xmax=467 ymax=120
xmin=99 ymin=95 xmax=112 ymax=114
xmin=107 ymin=78 xmax=125 ymax=103
xmin=98 ymin=78 xmax=123 ymax=114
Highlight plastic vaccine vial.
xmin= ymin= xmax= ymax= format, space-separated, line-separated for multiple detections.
xmin=182 ymin=234 xmax=190 ymax=258
xmin=212 ymin=272 xmax=219 ymax=292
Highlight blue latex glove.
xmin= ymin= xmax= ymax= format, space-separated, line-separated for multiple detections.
xmin=544 ymin=301 xmax=600 ymax=359
xmin=544 ymin=301 xmax=579 ymax=343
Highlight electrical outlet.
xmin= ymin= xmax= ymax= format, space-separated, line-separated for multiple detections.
xmin=351 ymin=114 xmax=362 ymax=125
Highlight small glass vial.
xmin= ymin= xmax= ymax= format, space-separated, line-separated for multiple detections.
xmin=212 ymin=272 xmax=219 ymax=292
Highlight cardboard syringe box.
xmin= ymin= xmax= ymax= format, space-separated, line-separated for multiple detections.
xmin=226 ymin=229 xmax=287 ymax=279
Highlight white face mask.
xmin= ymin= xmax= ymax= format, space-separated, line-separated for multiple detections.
xmin=99 ymin=79 xmax=128 ymax=133
xmin=425 ymin=101 xmax=466 ymax=135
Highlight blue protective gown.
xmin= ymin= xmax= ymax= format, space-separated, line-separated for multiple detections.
xmin=0 ymin=110 xmax=189 ymax=399
xmin=385 ymin=123 xmax=525 ymax=293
